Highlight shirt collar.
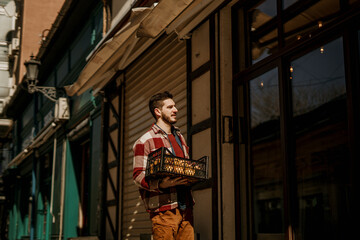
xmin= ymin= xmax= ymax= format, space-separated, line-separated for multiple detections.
xmin=151 ymin=123 xmax=180 ymax=135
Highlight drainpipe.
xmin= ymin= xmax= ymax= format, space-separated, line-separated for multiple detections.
xmin=58 ymin=139 xmax=67 ymax=240
xmin=30 ymin=156 xmax=36 ymax=240
xmin=30 ymin=94 xmax=39 ymax=240
xmin=49 ymin=134 xmax=57 ymax=224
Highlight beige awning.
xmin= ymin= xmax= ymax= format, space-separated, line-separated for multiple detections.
xmin=64 ymin=0 xmax=194 ymax=97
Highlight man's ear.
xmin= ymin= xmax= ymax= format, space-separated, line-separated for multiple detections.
xmin=154 ymin=108 xmax=161 ymax=118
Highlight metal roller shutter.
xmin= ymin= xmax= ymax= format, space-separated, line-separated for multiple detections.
xmin=122 ymin=33 xmax=187 ymax=240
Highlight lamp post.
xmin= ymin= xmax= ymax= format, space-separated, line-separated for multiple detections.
xmin=24 ymin=55 xmax=59 ymax=102
xmin=24 ymin=55 xmax=70 ymax=120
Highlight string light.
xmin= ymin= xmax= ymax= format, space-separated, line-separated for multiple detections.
xmin=320 ymin=46 xmax=324 ymax=54
xmin=290 ymin=66 xmax=294 ymax=73
xmin=318 ymin=21 xmax=323 ymax=28
xmin=297 ymin=35 xmax=302 ymax=40
xmin=260 ymin=82 xmax=264 ymax=87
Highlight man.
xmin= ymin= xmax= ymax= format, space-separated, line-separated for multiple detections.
xmin=133 ymin=91 xmax=195 ymax=240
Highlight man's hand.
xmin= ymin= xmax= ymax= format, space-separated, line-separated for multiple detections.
xmin=159 ymin=177 xmax=189 ymax=189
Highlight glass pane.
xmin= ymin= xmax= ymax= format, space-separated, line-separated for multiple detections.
xmin=22 ymin=100 xmax=34 ymax=128
xmin=70 ymin=24 xmax=92 ymax=69
xmin=290 ymin=38 xmax=351 ymax=240
xmin=93 ymin=7 xmax=103 ymax=44
xmin=284 ymin=0 xmax=340 ymax=46
xmin=45 ymin=73 xmax=55 ymax=87
xmin=250 ymin=68 xmax=284 ymax=239
xmin=283 ymin=0 xmax=298 ymax=9
xmin=249 ymin=0 xmax=278 ymax=64
xmin=57 ymin=55 xmax=69 ymax=84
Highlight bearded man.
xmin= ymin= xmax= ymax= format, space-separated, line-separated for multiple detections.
xmin=133 ymin=91 xmax=195 ymax=240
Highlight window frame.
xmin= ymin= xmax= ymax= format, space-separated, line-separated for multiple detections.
xmin=232 ymin=0 xmax=360 ymax=239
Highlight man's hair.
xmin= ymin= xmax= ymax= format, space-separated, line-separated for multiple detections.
xmin=149 ymin=91 xmax=173 ymax=119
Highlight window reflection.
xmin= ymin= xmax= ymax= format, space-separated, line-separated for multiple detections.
xmin=290 ymin=38 xmax=351 ymax=240
xmin=249 ymin=0 xmax=278 ymax=64
xmin=250 ymin=68 xmax=284 ymax=239
xmin=283 ymin=0 xmax=298 ymax=9
xmin=248 ymin=0 xmax=342 ymax=64
xmin=250 ymin=68 xmax=280 ymax=128
xmin=291 ymin=40 xmax=346 ymax=116
xmin=284 ymin=0 xmax=340 ymax=46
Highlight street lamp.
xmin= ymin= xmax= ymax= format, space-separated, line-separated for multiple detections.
xmin=24 ymin=55 xmax=40 ymax=93
xmin=24 ymin=55 xmax=70 ymax=120
xmin=24 ymin=55 xmax=60 ymax=102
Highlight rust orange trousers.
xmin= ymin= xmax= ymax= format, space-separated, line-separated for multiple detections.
xmin=150 ymin=208 xmax=194 ymax=240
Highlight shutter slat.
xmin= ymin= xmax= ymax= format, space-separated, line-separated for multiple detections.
xmin=122 ymin=34 xmax=187 ymax=239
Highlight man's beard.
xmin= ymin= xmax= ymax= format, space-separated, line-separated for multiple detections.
xmin=161 ymin=112 xmax=177 ymax=124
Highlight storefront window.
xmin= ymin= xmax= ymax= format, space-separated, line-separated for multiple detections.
xmin=290 ymin=38 xmax=350 ymax=240
xmin=283 ymin=0 xmax=340 ymax=46
xmin=249 ymin=0 xmax=278 ymax=64
xmin=250 ymin=68 xmax=284 ymax=239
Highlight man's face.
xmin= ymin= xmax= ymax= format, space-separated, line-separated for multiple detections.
xmin=158 ymin=98 xmax=178 ymax=124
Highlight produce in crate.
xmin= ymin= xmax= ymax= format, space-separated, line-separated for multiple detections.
xmin=145 ymin=147 xmax=208 ymax=182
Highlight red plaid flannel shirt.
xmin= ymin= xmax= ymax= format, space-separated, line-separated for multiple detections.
xmin=133 ymin=124 xmax=191 ymax=212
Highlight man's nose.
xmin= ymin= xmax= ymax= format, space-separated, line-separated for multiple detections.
xmin=173 ymin=107 xmax=178 ymax=112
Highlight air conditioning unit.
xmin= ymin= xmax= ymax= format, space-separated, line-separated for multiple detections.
xmin=12 ymin=38 xmax=19 ymax=50
xmin=8 ymin=44 xmax=12 ymax=55
xmin=54 ymin=97 xmax=70 ymax=121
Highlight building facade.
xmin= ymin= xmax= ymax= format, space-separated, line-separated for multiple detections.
xmin=71 ymin=0 xmax=360 ymax=239
xmin=2 ymin=0 xmax=103 ymax=239
xmin=0 ymin=1 xmax=16 ymax=238
xmin=2 ymin=0 xmax=360 ymax=240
